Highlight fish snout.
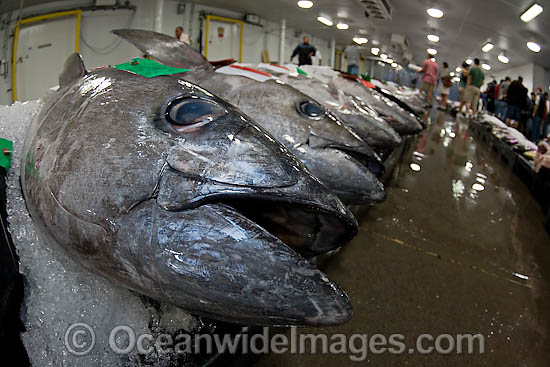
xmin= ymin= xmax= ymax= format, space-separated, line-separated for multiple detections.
xmin=115 ymin=200 xmax=353 ymax=326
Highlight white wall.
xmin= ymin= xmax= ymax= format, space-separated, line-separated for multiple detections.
xmin=0 ymin=0 xmax=337 ymax=105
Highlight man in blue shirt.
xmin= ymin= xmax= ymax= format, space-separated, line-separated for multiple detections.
xmin=291 ymin=36 xmax=316 ymax=66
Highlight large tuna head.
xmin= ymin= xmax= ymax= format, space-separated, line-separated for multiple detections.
xmin=21 ymin=54 xmax=358 ymax=326
xmin=194 ymin=73 xmax=386 ymax=204
xmin=111 ymin=29 xmax=385 ymax=203
xmin=274 ymin=73 xmax=402 ymax=155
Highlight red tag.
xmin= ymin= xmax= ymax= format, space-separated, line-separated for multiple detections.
xmin=269 ymin=64 xmax=289 ymax=71
xmin=229 ymin=65 xmax=273 ymax=77
xmin=360 ymin=80 xmax=376 ymax=89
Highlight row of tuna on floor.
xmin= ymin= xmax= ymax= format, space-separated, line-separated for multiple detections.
xmin=21 ymin=29 xmax=426 ymax=329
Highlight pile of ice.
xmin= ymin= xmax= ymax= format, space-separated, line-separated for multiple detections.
xmin=2 ymin=101 xmax=207 ymax=366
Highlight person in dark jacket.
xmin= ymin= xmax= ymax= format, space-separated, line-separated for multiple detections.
xmin=291 ymin=36 xmax=316 ymax=66
xmin=505 ymin=76 xmax=528 ymax=128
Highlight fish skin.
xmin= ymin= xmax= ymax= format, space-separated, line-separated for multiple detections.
xmin=112 ymin=29 xmax=387 ymax=203
xmin=328 ymin=78 xmax=423 ymax=136
xmin=20 ymin=54 xmax=357 ymax=326
xmin=265 ymin=70 xmax=404 ymax=150
xmin=185 ymin=71 xmax=387 ymax=198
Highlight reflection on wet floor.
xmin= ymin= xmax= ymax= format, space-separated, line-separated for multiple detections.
xmin=255 ymin=109 xmax=550 ymax=366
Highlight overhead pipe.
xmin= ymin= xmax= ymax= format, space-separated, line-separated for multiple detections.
xmin=330 ymin=39 xmax=335 ymax=68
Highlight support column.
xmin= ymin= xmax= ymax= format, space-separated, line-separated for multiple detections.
xmin=330 ymin=39 xmax=336 ymax=68
xmin=279 ymin=19 xmax=286 ymax=65
xmin=154 ymin=0 xmax=164 ymax=33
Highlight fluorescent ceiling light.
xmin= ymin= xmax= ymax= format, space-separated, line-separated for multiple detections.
xmin=452 ymin=77 xmax=460 ymax=82
xmin=371 ymin=47 xmax=380 ymax=55
xmin=498 ymin=54 xmax=509 ymax=64
xmin=427 ymin=48 xmax=437 ymax=55
xmin=520 ymin=3 xmax=543 ymax=22
xmin=427 ymin=8 xmax=444 ymax=18
xmin=427 ymin=34 xmax=440 ymax=42
xmin=386 ymin=58 xmax=394 ymax=63
xmin=527 ymin=41 xmax=541 ymax=52
xmin=450 ymin=72 xmax=455 ymax=77
xmin=336 ymin=23 xmax=349 ymax=30
xmin=353 ymin=37 xmax=368 ymax=44
xmin=456 ymin=67 xmax=461 ymax=72
xmin=380 ymin=53 xmax=388 ymax=59
xmin=391 ymin=63 xmax=398 ymax=67
xmin=482 ymin=42 xmax=494 ymax=52
xmin=297 ymin=0 xmax=313 ymax=8
xmin=466 ymin=58 xmax=473 ymax=65
xmin=481 ymin=63 xmax=491 ymax=70
xmin=317 ymin=16 xmax=333 ymax=26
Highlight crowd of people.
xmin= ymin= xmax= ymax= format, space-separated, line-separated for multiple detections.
xmin=479 ymin=74 xmax=550 ymax=167
xmin=416 ymin=53 xmax=549 ymax=145
xmin=481 ymin=77 xmax=549 ymax=143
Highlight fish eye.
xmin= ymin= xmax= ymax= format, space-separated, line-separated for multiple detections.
xmin=162 ymin=97 xmax=227 ymax=132
xmin=296 ymin=101 xmax=325 ymax=120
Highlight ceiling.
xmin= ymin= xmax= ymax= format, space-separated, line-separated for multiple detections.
xmin=2 ymin=0 xmax=549 ymax=74
xmin=193 ymin=0 xmax=550 ymax=74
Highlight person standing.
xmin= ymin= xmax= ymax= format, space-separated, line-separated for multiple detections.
xmin=485 ymin=79 xmax=497 ymax=113
xmin=419 ymin=54 xmax=439 ymax=108
xmin=344 ymin=43 xmax=361 ymax=75
xmin=291 ymin=36 xmax=316 ymax=66
xmin=532 ymin=91 xmax=548 ymax=142
xmin=458 ymin=62 xmax=469 ymax=107
xmin=439 ymin=62 xmax=452 ymax=111
xmin=175 ymin=26 xmax=190 ymax=45
xmin=495 ymin=77 xmax=511 ymax=120
xmin=505 ymin=76 xmax=528 ymax=128
xmin=459 ymin=58 xmax=484 ymax=117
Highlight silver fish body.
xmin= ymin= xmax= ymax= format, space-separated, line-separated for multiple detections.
xmin=21 ymin=54 xmax=358 ymax=326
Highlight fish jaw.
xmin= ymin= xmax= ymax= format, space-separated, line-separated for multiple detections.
xmin=291 ymin=145 xmax=386 ymax=205
xmin=114 ymin=200 xmax=353 ymax=327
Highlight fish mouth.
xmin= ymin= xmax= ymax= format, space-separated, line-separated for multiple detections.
xmin=334 ymin=145 xmax=385 ymax=177
xmin=156 ymin=166 xmax=358 ymax=258
xmin=215 ymin=197 xmax=356 ymax=257
xmin=127 ymin=167 xmax=360 ymax=326
xmin=307 ymin=134 xmax=385 ymax=177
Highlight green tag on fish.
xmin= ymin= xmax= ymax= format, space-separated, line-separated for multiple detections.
xmin=0 ymin=138 xmax=13 ymax=171
xmin=296 ymin=67 xmax=308 ymax=76
xmin=114 ymin=58 xmax=190 ymax=78
xmin=361 ymin=73 xmax=371 ymax=82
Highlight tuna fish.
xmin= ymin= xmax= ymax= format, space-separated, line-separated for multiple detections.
xmin=272 ymin=72 xmax=403 ymax=150
xmin=112 ymin=29 xmax=386 ymax=201
xmin=21 ymin=53 xmax=358 ymax=326
xmin=327 ymin=77 xmax=424 ymax=136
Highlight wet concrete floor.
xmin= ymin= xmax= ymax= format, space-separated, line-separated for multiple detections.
xmin=252 ymin=109 xmax=550 ymax=366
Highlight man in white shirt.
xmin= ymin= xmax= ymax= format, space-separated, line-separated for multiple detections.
xmin=175 ymin=26 xmax=190 ymax=45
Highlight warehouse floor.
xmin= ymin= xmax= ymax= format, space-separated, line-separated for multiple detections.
xmin=245 ymin=109 xmax=550 ymax=366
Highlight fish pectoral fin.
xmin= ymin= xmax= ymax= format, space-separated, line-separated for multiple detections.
xmin=59 ymin=53 xmax=87 ymax=88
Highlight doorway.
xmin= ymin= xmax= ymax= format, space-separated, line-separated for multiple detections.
xmin=204 ymin=15 xmax=243 ymax=62
xmin=13 ymin=11 xmax=81 ymax=102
